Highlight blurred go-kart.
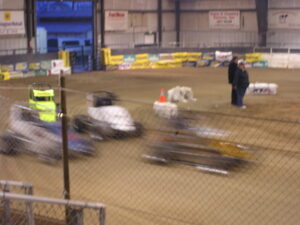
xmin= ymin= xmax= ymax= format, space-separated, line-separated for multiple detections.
xmin=72 ymin=91 xmax=144 ymax=140
xmin=0 ymin=104 xmax=95 ymax=163
xmin=143 ymin=116 xmax=253 ymax=175
xmin=29 ymin=82 xmax=58 ymax=122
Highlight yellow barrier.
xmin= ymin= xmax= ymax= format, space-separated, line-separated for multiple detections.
xmin=109 ymin=55 xmax=124 ymax=65
xmin=159 ymin=53 xmax=173 ymax=61
xmin=0 ymin=72 xmax=10 ymax=81
xmin=151 ymin=60 xmax=183 ymax=69
xmin=135 ymin=53 xmax=149 ymax=63
xmin=101 ymin=48 xmax=112 ymax=65
xmin=172 ymin=52 xmax=188 ymax=62
xmin=131 ymin=61 xmax=151 ymax=69
xmin=167 ymin=60 xmax=183 ymax=68
xmin=58 ymin=50 xmax=70 ymax=67
xmin=0 ymin=64 xmax=14 ymax=72
xmin=152 ymin=61 xmax=170 ymax=69
xmin=187 ymin=52 xmax=202 ymax=61
xmin=245 ymin=53 xmax=262 ymax=63
xmin=203 ymin=55 xmax=214 ymax=60
xmin=29 ymin=62 xmax=41 ymax=70
xmin=210 ymin=61 xmax=222 ymax=68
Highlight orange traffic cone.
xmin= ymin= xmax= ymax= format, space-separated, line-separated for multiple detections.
xmin=158 ymin=88 xmax=166 ymax=103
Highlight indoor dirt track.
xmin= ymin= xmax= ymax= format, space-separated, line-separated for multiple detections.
xmin=0 ymin=67 xmax=300 ymax=225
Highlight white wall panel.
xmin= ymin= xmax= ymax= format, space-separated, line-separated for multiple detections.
xmin=128 ymin=13 xmax=157 ymax=32
xmin=269 ymin=0 xmax=300 ymax=9
xmin=181 ymin=30 xmax=258 ymax=47
xmin=162 ymin=31 xmax=176 ymax=47
xmin=105 ymin=0 xmax=157 ymax=10
xmin=181 ymin=13 xmax=209 ymax=30
xmin=163 ymin=13 xmax=175 ymax=31
xmin=105 ymin=0 xmax=130 ymax=10
xmin=147 ymin=13 xmax=157 ymax=31
xmin=0 ymin=37 xmax=27 ymax=55
xmin=267 ymin=31 xmax=300 ymax=48
xmin=181 ymin=13 xmax=198 ymax=30
xmin=181 ymin=0 xmax=255 ymax=10
xmin=241 ymin=12 xmax=257 ymax=31
xmin=162 ymin=0 xmax=174 ymax=10
xmin=1 ymin=0 xmax=24 ymax=9
xmin=131 ymin=0 xmax=157 ymax=10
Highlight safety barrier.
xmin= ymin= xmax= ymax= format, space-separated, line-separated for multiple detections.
xmin=101 ymin=47 xmax=300 ymax=71
xmin=0 ymin=51 xmax=72 ymax=81
xmin=0 ymin=192 xmax=106 ymax=225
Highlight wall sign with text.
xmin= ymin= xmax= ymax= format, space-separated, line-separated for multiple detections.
xmin=269 ymin=10 xmax=300 ymax=29
xmin=105 ymin=11 xmax=128 ymax=31
xmin=0 ymin=11 xmax=25 ymax=35
xmin=209 ymin=11 xmax=240 ymax=29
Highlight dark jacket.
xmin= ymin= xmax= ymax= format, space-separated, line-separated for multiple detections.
xmin=228 ymin=61 xmax=237 ymax=84
xmin=233 ymin=68 xmax=250 ymax=88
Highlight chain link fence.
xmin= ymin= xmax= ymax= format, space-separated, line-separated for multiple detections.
xmin=0 ymin=84 xmax=299 ymax=225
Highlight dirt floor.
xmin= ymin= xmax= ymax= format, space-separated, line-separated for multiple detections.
xmin=0 ymin=67 xmax=300 ymax=225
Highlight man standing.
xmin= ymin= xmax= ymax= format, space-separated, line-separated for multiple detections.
xmin=233 ymin=61 xmax=250 ymax=109
xmin=228 ymin=56 xmax=238 ymax=105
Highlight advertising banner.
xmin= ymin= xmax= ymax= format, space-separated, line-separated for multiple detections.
xmin=209 ymin=11 xmax=240 ymax=29
xmin=269 ymin=10 xmax=300 ymax=29
xmin=149 ymin=54 xmax=160 ymax=62
xmin=15 ymin=62 xmax=28 ymax=72
xmin=0 ymin=11 xmax=25 ymax=35
xmin=124 ymin=54 xmax=136 ymax=63
xmin=105 ymin=11 xmax=128 ymax=31
xmin=215 ymin=51 xmax=232 ymax=62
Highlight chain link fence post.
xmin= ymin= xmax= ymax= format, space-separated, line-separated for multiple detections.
xmin=1 ymin=185 xmax=11 ymax=225
xmin=24 ymin=185 xmax=35 ymax=225
xmin=59 ymin=76 xmax=71 ymax=225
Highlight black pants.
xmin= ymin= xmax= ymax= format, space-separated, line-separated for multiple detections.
xmin=236 ymin=86 xmax=247 ymax=107
xmin=231 ymin=86 xmax=237 ymax=105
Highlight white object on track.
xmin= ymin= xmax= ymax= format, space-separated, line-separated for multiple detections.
xmin=246 ymin=83 xmax=278 ymax=95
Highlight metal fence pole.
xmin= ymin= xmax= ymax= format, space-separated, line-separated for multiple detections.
xmin=59 ymin=76 xmax=71 ymax=225
xmin=69 ymin=208 xmax=84 ymax=225
xmin=99 ymin=207 xmax=106 ymax=225
xmin=25 ymin=186 xmax=35 ymax=225
xmin=2 ymin=186 xmax=11 ymax=225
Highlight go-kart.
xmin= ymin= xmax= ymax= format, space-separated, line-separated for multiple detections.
xmin=29 ymin=82 xmax=58 ymax=122
xmin=0 ymin=104 xmax=95 ymax=163
xmin=143 ymin=116 xmax=253 ymax=175
xmin=72 ymin=91 xmax=144 ymax=140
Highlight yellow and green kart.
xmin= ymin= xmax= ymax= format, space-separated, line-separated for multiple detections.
xmin=29 ymin=82 xmax=57 ymax=122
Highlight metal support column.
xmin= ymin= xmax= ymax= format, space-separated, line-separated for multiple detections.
xmin=255 ymin=0 xmax=268 ymax=47
xmin=100 ymin=0 xmax=105 ymax=48
xmin=92 ymin=0 xmax=99 ymax=70
xmin=175 ymin=0 xmax=181 ymax=47
xmin=25 ymin=0 xmax=35 ymax=53
xmin=157 ymin=0 xmax=162 ymax=47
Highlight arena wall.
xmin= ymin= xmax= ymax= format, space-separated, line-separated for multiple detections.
xmin=0 ymin=0 xmax=27 ymax=55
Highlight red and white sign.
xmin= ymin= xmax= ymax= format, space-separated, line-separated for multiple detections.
xmin=269 ymin=10 xmax=300 ymax=29
xmin=105 ymin=11 xmax=128 ymax=31
xmin=209 ymin=11 xmax=240 ymax=29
